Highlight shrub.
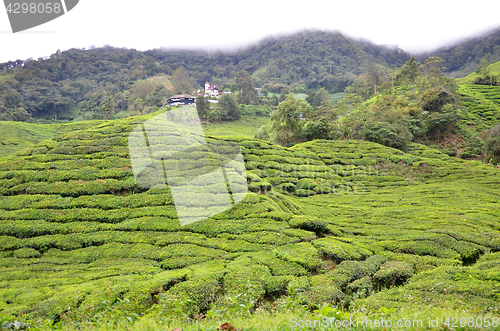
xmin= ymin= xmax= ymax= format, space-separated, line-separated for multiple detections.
xmin=295 ymin=189 xmax=315 ymax=197
xmin=273 ymin=242 xmax=322 ymax=272
xmin=328 ymin=261 xmax=371 ymax=289
xmin=296 ymin=178 xmax=318 ymax=191
xmin=312 ymin=237 xmax=372 ymax=263
xmin=248 ymin=181 xmax=272 ymax=194
xmin=13 ymin=247 xmax=40 ymax=259
xmin=223 ymin=256 xmax=270 ymax=302
xmin=248 ymin=251 xmax=308 ymax=277
xmin=161 ymin=275 xmax=222 ymax=317
xmin=304 ymin=275 xmax=344 ymax=307
xmin=346 ymin=276 xmax=372 ymax=297
xmin=288 ymin=215 xmax=329 ymax=235
xmin=484 ymin=123 xmax=500 ymax=165
xmin=274 ymin=182 xmax=297 ymax=195
xmin=372 ymin=261 xmax=414 ymax=289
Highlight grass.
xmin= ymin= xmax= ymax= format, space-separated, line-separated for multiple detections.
xmin=266 ymin=92 xmax=307 ymax=100
xmin=0 ymin=112 xmax=270 ymax=159
xmin=0 ymin=120 xmax=106 ymax=158
xmin=202 ymin=116 xmax=271 ymax=139
xmin=0 ymin=107 xmax=500 ymax=329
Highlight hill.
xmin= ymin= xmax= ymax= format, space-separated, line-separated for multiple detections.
xmin=457 ymin=60 xmax=500 ymax=132
xmin=0 ymin=30 xmax=411 ymax=122
xmin=0 ymin=120 xmax=106 ymax=158
xmin=2 ymin=27 xmax=500 ymax=124
xmin=0 ymin=115 xmax=271 ymax=159
xmin=418 ymin=27 xmax=500 ymax=78
xmin=1 ymin=108 xmax=499 ymax=329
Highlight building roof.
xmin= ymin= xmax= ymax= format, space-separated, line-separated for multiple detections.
xmin=168 ymin=94 xmax=196 ymax=99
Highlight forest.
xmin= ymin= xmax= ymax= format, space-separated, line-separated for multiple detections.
xmin=0 ymin=29 xmax=499 ymax=124
xmin=0 ymin=30 xmax=413 ymax=121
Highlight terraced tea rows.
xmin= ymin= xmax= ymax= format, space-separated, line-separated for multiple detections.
xmin=0 ymin=120 xmax=107 ymax=159
xmin=0 ymin=109 xmax=499 ymax=324
xmin=459 ymin=84 xmax=500 ymax=130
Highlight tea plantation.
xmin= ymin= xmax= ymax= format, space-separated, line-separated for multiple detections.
xmin=0 ymin=109 xmax=500 ymax=329
xmin=459 ymin=84 xmax=500 ymax=131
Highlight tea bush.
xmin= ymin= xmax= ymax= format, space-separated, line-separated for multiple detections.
xmin=372 ymin=261 xmax=415 ymax=289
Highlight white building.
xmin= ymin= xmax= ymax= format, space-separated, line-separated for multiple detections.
xmin=204 ymin=81 xmax=221 ymax=97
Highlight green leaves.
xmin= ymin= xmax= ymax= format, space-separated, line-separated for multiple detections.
xmin=271 ymin=93 xmax=314 ymax=145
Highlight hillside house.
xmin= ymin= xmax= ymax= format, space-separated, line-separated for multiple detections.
xmin=204 ymin=82 xmax=221 ymax=97
xmin=166 ymin=94 xmax=196 ymax=106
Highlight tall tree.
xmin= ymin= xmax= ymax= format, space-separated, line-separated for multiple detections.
xmin=420 ymin=56 xmax=445 ymax=85
xmin=196 ymin=95 xmax=210 ymax=120
xmin=172 ymin=66 xmax=192 ymax=94
xmin=475 ymin=59 xmax=493 ymax=86
xmin=235 ymin=70 xmax=257 ymax=105
xmin=369 ymin=66 xmax=378 ymax=95
xmin=217 ymin=94 xmax=241 ymax=121
xmin=271 ymin=93 xmax=313 ymax=145
xmin=306 ymin=88 xmax=330 ymax=109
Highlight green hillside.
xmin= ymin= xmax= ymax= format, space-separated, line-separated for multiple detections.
xmin=419 ymin=27 xmax=500 ymax=78
xmin=0 ymin=120 xmax=106 ymax=158
xmin=1 ymin=108 xmax=499 ymax=329
xmin=0 ymin=30 xmax=411 ymax=122
xmin=457 ymin=60 xmax=500 ymax=133
xmin=459 ymin=84 xmax=500 ymax=131
xmin=0 ymin=116 xmax=270 ymax=159
xmin=457 ymin=60 xmax=500 ymax=85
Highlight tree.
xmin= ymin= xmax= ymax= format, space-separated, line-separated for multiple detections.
xmin=363 ymin=120 xmax=412 ymax=150
xmin=485 ymin=123 xmax=500 ymax=165
xmin=103 ymin=96 xmax=115 ymax=119
xmin=327 ymin=61 xmax=335 ymax=74
xmin=254 ymin=125 xmax=271 ymax=141
xmin=145 ymin=85 xmax=171 ymax=107
xmin=425 ymin=104 xmax=459 ymax=139
xmin=2 ymin=88 xmax=23 ymax=109
xmin=420 ymin=57 xmax=445 ymax=86
xmin=133 ymin=98 xmax=145 ymax=112
xmin=303 ymin=99 xmax=339 ymax=140
xmin=271 ymin=93 xmax=313 ymax=145
xmin=235 ymin=70 xmax=257 ymax=105
xmin=420 ymin=87 xmax=455 ymax=113
xmin=196 ymin=95 xmax=210 ymax=120
xmin=396 ymin=56 xmax=419 ymax=94
xmin=172 ymin=66 xmax=192 ymax=94
xmin=475 ymin=59 xmax=494 ymax=86
xmin=306 ymin=88 xmax=330 ymax=109
xmin=217 ymin=94 xmax=241 ymax=121
xmin=369 ymin=66 xmax=379 ymax=95
xmin=475 ymin=59 xmax=490 ymax=76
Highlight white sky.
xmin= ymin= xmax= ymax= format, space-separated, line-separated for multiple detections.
xmin=0 ymin=0 xmax=499 ymax=63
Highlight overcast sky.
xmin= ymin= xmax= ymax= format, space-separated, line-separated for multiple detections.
xmin=1 ymin=0 xmax=499 ymax=63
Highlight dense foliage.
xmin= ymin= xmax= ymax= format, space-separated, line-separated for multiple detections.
xmin=0 ymin=31 xmax=411 ymax=122
xmin=485 ymin=123 xmax=500 ymax=164
xmin=419 ymin=27 xmax=500 ymax=77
